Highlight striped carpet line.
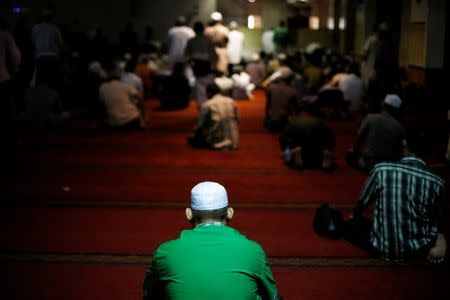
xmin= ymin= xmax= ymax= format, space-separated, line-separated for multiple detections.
xmin=3 ymin=165 xmax=364 ymax=175
xmin=0 ymin=252 xmax=440 ymax=268
xmin=2 ymin=200 xmax=355 ymax=209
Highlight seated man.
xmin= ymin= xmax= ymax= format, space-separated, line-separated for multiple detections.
xmin=99 ymin=63 xmax=147 ymax=129
xmin=188 ymin=83 xmax=239 ymax=150
xmin=347 ymin=94 xmax=405 ymax=170
xmin=346 ymin=131 xmax=447 ymax=263
xmin=143 ymin=181 xmax=280 ymax=300
xmin=264 ymin=69 xmax=298 ymax=131
xmin=279 ymin=103 xmax=336 ymax=171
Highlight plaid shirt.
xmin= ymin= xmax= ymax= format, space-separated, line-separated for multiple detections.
xmin=356 ymin=156 xmax=445 ymax=260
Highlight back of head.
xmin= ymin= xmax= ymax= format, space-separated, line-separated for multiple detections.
xmin=346 ymin=62 xmax=360 ymax=76
xmin=206 ymin=82 xmax=221 ymax=98
xmin=190 ymin=181 xmax=229 ymax=223
xmin=176 ymin=16 xmax=187 ymax=26
xmin=383 ymin=94 xmax=402 ymax=118
xmin=39 ymin=9 xmax=53 ymax=23
xmin=210 ymin=11 xmax=223 ymax=24
xmin=405 ymin=129 xmax=429 ymax=160
xmin=193 ymin=21 xmax=204 ymax=34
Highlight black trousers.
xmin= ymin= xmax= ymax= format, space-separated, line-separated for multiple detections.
xmin=343 ymin=216 xmax=379 ymax=257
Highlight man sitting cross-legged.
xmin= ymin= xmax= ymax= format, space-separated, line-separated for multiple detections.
xmin=142 ymin=181 xmax=280 ymax=300
xmin=345 ymin=131 xmax=447 ymax=263
xmin=188 ymin=83 xmax=239 ymax=150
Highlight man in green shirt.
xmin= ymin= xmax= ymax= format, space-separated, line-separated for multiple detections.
xmin=143 ymin=181 xmax=280 ymax=300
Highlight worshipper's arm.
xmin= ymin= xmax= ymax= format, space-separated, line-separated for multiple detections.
xmin=354 ymin=168 xmax=379 ymax=216
xmin=257 ymin=247 xmax=281 ymax=300
xmin=261 ymin=70 xmax=282 ymax=88
xmin=322 ymin=73 xmax=344 ymax=89
xmin=142 ymin=255 xmax=165 ymax=300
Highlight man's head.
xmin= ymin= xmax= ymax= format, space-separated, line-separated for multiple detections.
xmin=404 ymin=129 xmax=430 ymax=160
xmin=383 ymin=94 xmax=402 ymax=118
xmin=186 ymin=181 xmax=234 ymax=225
xmin=210 ymin=11 xmax=223 ymax=24
xmin=193 ymin=21 xmax=204 ymax=35
xmin=175 ymin=16 xmax=187 ymax=26
xmin=206 ymin=82 xmax=221 ymax=99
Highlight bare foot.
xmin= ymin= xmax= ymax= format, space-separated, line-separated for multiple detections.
xmin=427 ymin=233 xmax=447 ymax=264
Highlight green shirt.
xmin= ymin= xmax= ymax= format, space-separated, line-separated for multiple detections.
xmin=143 ymin=223 xmax=279 ymax=300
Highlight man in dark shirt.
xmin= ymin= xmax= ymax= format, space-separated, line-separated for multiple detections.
xmin=264 ymin=69 xmax=298 ymax=131
xmin=348 ymin=94 xmax=405 ymax=170
xmin=279 ymin=102 xmax=335 ymax=171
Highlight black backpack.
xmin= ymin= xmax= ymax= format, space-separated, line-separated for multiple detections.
xmin=313 ymin=203 xmax=344 ymax=240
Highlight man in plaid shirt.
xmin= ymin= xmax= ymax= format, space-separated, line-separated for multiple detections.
xmin=346 ymin=131 xmax=447 ymax=263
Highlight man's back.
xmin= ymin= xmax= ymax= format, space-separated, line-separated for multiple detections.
xmin=359 ymin=111 xmax=404 ymax=165
xmin=145 ymin=224 xmax=276 ymax=300
xmin=167 ymin=26 xmax=195 ymax=64
xmin=266 ymin=81 xmax=297 ymax=122
xmin=360 ymin=157 xmax=445 ymax=260
xmin=99 ymin=80 xmax=140 ymax=126
xmin=31 ymin=22 xmax=62 ymax=57
xmin=199 ymin=94 xmax=239 ymax=149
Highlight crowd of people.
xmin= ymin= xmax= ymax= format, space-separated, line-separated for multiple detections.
xmin=1 ymin=9 xmax=448 ymax=300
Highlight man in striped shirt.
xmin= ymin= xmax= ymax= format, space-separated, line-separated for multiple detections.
xmin=347 ymin=131 xmax=447 ymax=263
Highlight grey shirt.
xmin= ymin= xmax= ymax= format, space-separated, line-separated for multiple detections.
xmin=358 ymin=111 xmax=405 ymax=166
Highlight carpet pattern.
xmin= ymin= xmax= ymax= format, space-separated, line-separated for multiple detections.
xmin=1 ymin=89 xmax=449 ymax=299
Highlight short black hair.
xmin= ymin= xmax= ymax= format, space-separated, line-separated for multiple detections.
xmin=193 ymin=21 xmax=204 ymax=34
xmin=405 ymin=129 xmax=429 ymax=159
xmin=191 ymin=207 xmax=228 ymax=224
xmin=206 ymin=82 xmax=220 ymax=97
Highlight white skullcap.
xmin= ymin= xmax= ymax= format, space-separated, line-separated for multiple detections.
xmin=384 ymin=94 xmax=401 ymax=108
xmin=211 ymin=11 xmax=223 ymax=21
xmin=229 ymin=21 xmax=238 ymax=29
xmin=191 ymin=181 xmax=228 ymax=210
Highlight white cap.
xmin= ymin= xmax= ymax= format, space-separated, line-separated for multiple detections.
xmin=211 ymin=11 xmax=223 ymax=21
xmin=229 ymin=21 xmax=238 ymax=29
xmin=191 ymin=181 xmax=228 ymax=210
xmin=384 ymin=94 xmax=401 ymax=108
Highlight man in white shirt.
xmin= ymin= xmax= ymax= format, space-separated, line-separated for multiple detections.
xmin=99 ymin=66 xmax=146 ymax=129
xmin=227 ymin=21 xmax=244 ymax=73
xmin=166 ymin=16 xmax=195 ymax=67
xmin=261 ymin=28 xmax=275 ymax=55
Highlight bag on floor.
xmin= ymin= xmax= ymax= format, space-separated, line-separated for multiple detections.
xmin=313 ymin=203 xmax=344 ymax=240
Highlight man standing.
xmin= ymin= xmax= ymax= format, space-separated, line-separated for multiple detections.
xmin=31 ymin=10 xmax=63 ymax=91
xmin=227 ymin=21 xmax=244 ymax=73
xmin=346 ymin=131 xmax=447 ymax=263
xmin=166 ymin=16 xmax=195 ymax=67
xmin=188 ymin=83 xmax=239 ymax=150
xmin=143 ymin=181 xmax=280 ymax=300
xmin=184 ymin=22 xmax=217 ymax=107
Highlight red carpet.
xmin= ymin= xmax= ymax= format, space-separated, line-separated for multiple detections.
xmin=4 ymin=170 xmax=365 ymax=204
xmin=3 ymin=263 xmax=449 ymax=300
xmin=0 ymin=207 xmax=366 ymax=257
xmin=2 ymin=89 xmax=449 ymax=300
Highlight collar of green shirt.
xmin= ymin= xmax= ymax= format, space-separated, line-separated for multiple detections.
xmin=196 ymin=221 xmax=225 ymax=228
